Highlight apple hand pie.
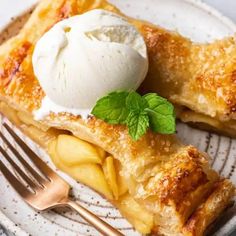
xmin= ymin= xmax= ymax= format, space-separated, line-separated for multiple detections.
xmin=0 ymin=0 xmax=234 ymax=236
xmin=137 ymin=22 xmax=236 ymax=137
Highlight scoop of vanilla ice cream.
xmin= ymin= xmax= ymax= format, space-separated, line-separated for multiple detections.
xmin=32 ymin=9 xmax=148 ymax=118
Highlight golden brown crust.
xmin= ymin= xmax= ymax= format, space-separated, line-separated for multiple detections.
xmin=0 ymin=0 xmax=235 ymax=235
xmin=183 ymin=179 xmax=235 ymax=236
xmin=139 ymin=25 xmax=236 ymax=120
xmin=1 ymin=0 xmax=236 ymax=132
xmin=138 ymin=24 xmax=236 ymax=135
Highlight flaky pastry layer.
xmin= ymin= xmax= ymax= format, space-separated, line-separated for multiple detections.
xmin=0 ymin=0 xmax=235 ymax=235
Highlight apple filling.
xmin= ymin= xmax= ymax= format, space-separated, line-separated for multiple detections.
xmin=0 ymin=101 xmax=154 ymax=234
xmin=175 ymin=105 xmax=236 ymax=138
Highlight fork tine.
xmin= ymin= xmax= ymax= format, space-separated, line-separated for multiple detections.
xmin=0 ymin=146 xmax=39 ymax=191
xmin=3 ymin=123 xmax=56 ymax=181
xmin=0 ymin=131 xmax=46 ymax=185
xmin=0 ymin=159 xmax=32 ymax=198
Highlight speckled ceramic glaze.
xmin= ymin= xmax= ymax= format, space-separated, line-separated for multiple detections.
xmin=0 ymin=0 xmax=236 ymax=236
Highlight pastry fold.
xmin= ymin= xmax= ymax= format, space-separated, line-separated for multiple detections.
xmin=0 ymin=0 xmax=234 ymax=235
xmin=137 ymin=22 xmax=236 ymax=137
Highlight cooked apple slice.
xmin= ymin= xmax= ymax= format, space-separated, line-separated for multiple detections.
xmin=116 ymin=194 xmax=154 ymax=234
xmin=56 ymin=134 xmax=102 ymax=166
xmin=95 ymin=145 xmax=107 ymax=162
xmin=70 ymin=164 xmax=113 ymax=200
xmin=114 ymin=160 xmax=128 ymax=196
xmin=48 ymin=139 xmax=61 ymax=167
xmin=48 ymin=139 xmax=113 ymax=200
xmin=103 ymin=156 xmax=119 ymax=200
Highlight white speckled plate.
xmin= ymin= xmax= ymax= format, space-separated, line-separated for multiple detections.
xmin=0 ymin=0 xmax=236 ymax=235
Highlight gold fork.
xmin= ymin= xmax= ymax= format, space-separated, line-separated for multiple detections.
xmin=0 ymin=123 xmax=123 ymax=236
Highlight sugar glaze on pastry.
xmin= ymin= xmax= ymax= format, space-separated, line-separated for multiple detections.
xmin=0 ymin=0 xmax=235 ymax=235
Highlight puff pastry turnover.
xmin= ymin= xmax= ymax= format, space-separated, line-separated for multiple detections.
xmin=138 ymin=21 xmax=236 ymax=137
xmin=0 ymin=0 xmax=234 ymax=235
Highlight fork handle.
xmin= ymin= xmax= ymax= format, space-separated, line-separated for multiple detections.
xmin=65 ymin=199 xmax=124 ymax=236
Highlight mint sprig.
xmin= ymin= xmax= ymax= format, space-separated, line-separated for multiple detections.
xmin=91 ymin=91 xmax=129 ymax=124
xmin=144 ymin=93 xmax=176 ymax=134
xmin=91 ymin=91 xmax=176 ymax=140
xmin=126 ymin=111 xmax=149 ymax=140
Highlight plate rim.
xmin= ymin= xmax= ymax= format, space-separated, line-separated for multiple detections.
xmin=0 ymin=0 xmax=235 ymax=235
xmin=184 ymin=0 xmax=236 ymax=31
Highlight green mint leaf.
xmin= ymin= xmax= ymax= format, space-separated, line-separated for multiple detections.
xmin=126 ymin=91 xmax=148 ymax=111
xmin=126 ymin=111 xmax=149 ymax=140
xmin=144 ymin=93 xmax=176 ymax=134
xmin=91 ymin=91 xmax=129 ymax=124
xmin=91 ymin=90 xmax=176 ymax=140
